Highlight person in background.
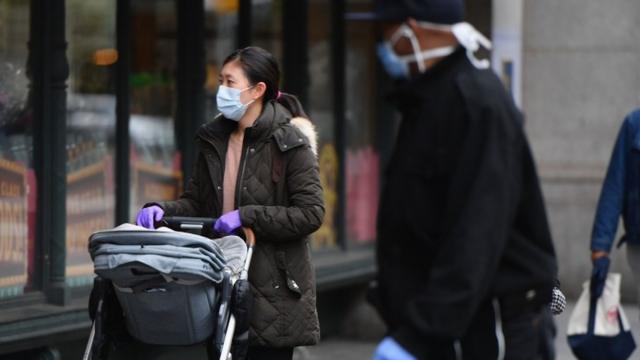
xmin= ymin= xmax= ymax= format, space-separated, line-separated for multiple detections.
xmin=349 ymin=0 xmax=558 ymax=358
xmin=590 ymin=109 xmax=640 ymax=308
xmin=135 ymin=46 xmax=324 ymax=360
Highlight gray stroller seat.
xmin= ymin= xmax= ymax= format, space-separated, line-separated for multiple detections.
xmin=89 ymin=223 xmax=247 ymax=346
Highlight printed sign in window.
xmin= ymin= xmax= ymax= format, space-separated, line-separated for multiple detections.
xmin=0 ymin=159 xmax=28 ymax=297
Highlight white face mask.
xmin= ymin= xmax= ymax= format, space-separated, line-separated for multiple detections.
xmin=377 ymin=23 xmax=456 ymax=79
xmin=216 ymin=85 xmax=255 ymax=121
xmin=418 ymin=21 xmax=493 ymax=69
xmin=376 ymin=21 xmax=492 ymax=79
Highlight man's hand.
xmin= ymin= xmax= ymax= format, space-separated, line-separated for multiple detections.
xmin=591 ymin=250 xmax=608 ymax=261
xmin=373 ymin=337 xmax=416 ymax=360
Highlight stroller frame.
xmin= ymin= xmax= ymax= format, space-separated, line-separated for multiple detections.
xmin=83 ymin=217 xmax=255 ymax=360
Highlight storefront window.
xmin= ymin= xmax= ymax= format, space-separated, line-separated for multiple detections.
xmin=204 ymin=0 xmax=239 ymax=119
xmin=251 ymin=0 xmax=283 ymax=65
xmin=0 ymin=0 xmax=35 ymax=298
xmin=308 ymin=0 xmax=338 ymax=250
xmin=129 ymin=0 xmax=182 ymax=217
xmin=344 ymin=2 xmax=380 ymax=245
xmin=65 ymin=0 xmax=117 ymax=286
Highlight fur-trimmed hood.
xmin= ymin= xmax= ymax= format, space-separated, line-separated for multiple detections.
xmin=290 ymin=117 xmax=318 ymax=156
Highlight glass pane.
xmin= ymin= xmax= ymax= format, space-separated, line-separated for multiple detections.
xmin=204 ymin=0 xmax=239 ymax=119
xmin=251 ymin=0 xmax=283 ymax=65
xmin=345 ymin=2 xmax=379 ymax=245
xmin=130 ymin=0 xmax=183 ymax=217
xmin=308 ymin=0 xmax=338 ymax=250
xmin=0 ymin=0 xmax=35 ymax=298
xmin=65 ymin=0 xmax=117 ymax=286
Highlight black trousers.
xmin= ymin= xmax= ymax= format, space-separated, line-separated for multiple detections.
xmin=247 ymin=346 xmax=294 ymax=360
xmin=422 ymin=299 xmax=550 ymax=360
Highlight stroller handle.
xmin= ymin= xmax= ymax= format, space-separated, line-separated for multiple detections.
xmin=159 ymin=216 xmax=216 ymax=231
xmin=242 ymin=227 xmax=256 ymax=247
xmin=160 ymin=217 xmax=257 ymax=247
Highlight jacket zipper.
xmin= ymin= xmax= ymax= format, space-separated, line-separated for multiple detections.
xmin=200 ymin=136 xmax=225 ymax=212
xmin=235 ymin=145 xmax=251 ymax=208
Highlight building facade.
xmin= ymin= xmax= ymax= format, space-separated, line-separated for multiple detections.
xmin=11 ymin=0 xmax=619 ymax=357
xmin=0 ymin=0 xmax=387 ymax=356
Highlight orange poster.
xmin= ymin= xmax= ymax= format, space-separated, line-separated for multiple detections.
xmin=66 ymin=157 xmax=114 ymax=280
xmin=0 ymin=159 xmax=28 ymax=297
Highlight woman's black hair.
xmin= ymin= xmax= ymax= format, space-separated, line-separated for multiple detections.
xmin=223 ymin=46 xmax=308 ymax=118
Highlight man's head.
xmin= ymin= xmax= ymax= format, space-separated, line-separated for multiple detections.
xmin=365 ymin=0 xmax=465 ymax=79
xmin=372 ymin=0 xmax=464 ymax=24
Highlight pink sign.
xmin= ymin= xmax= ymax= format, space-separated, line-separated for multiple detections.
xmin=346 ymin=147 xmax=379 ymax=244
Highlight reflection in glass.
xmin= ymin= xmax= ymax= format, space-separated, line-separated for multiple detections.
xmin=129 ymin=0 xmax=183 ymax=218
xmin=65 ymin=0 xmax=117 ymax=286
xmin=307 ymin=0 xmax=338 ymax=250
xmin=204 ymin=0 xmax=238 ymax=119
xmin=0 ymin=0 xmax=34 ymax=298
xmin=251 ymin=0 xmax=283 ymax=66
xmin=345 ymin=3 xmax=379 ymax=245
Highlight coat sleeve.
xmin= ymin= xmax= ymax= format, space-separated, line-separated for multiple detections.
xmin=157 ymin=153 xmax=204 ymax=217
xmin=590 ymin=117 xmax=630 ymax=252
xmin=239 ymin=146 xmax=325 ymax=241
xmin=394 ymin=105 xmax=520 ymax=350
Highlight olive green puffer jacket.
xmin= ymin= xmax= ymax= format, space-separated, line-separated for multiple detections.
xmin=158 ymin=101 xmax=324 ymax=347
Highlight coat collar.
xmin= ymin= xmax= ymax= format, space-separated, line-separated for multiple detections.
xmin=196 ymin=100 xmax=291 ymax=149
xmin=389 ymin=47 xmax=468 ymax=108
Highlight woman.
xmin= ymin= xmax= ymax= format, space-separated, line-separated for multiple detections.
xmin=135 ymin=46 xmax=324 ymax=359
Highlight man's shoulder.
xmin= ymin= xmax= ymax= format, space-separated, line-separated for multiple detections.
xmin=452 ymin=65 xmax=522 ymax=125
xmin=453 ymin=65 xmax=511 ymax=108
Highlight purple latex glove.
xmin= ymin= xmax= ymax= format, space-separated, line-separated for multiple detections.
xmin=135 ymin=205 xmax=164 ymax=229
xmin=214 ymin=210 xmax=242 ymax=235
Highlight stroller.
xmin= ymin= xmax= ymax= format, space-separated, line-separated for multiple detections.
xmin=83 ymin=217 xmax=255 ymax=360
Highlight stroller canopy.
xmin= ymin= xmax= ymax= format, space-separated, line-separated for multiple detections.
xmin=90 ymin=224 xmax=247 ymax=286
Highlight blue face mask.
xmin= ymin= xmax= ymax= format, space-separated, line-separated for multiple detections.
xmin=216 ymin=85 xmax=255 ymax=121
xmin=377 ymin=42 xmax=410 ymax=79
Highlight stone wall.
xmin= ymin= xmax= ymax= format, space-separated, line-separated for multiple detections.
xmin=522 ymin=0 xmax=640 ymax=299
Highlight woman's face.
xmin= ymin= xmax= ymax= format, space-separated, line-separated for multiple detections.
xmin=219 ymin=59 xmax=258 ymax=105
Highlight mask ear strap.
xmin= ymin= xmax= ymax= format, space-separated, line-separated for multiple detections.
xmin=389 ymin=24 xmax=427 ymax=73
xmin=241 ymin=85 xmax=263 ymax=104
xmin=389 ymin=23 xmax=408 ymax=45
xmin=397 ymin=46 xmax=456 ymax=63
xmin=240 ymin=85 xmax=256 ymax=93
xmin=404 ymin=26 xmax=427 ymax=73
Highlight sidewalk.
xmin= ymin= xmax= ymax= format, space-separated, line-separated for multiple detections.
xmin=297 ymin=301 xmax=640 ymax=360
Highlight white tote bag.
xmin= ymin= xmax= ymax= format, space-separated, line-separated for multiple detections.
xmin=568 ymin=273 xmax=631 ymax=336
xmin=567 ymin=273 xmax=636 ymax=359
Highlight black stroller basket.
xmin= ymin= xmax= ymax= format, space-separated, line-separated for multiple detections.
xmin=84 ymin=218 xmax=255 ymax=360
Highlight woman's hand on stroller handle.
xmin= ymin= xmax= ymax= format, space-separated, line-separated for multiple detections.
xmin=157 ymin=215 xmax=256 ymax=247
xmin=136 ymin=205 xmax=164 ymax=229
xmin=160 ymin=216 xmax=217 ymax=231
xmin=214 ymin=210 xmax=242 ymax=235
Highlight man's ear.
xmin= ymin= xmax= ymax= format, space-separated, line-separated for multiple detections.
xmin=253 ymin=82 xmax=267 ymax=100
